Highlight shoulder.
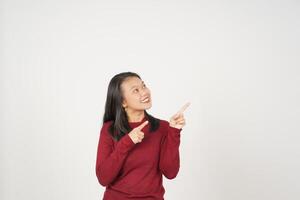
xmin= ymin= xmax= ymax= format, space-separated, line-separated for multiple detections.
xmin=153 ymin=117 xmax=169 ymax=130
xmin=102 ymin=120 xmax=113 ymax=127
xmin=100 ymin=120 xmax=113 ymax=135
xmin=145 ymin=112 xmax=169 ymax=132
xmin=152 ymin=118 xmax=170 ymax=137
xmin=159 ymin=119 xmax=169 ymax=126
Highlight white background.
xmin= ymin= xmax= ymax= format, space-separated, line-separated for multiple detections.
xmin=1 ymin=0 xmax=300 ymax=200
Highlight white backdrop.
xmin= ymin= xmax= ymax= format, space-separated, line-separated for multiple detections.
xmin=1 ymin=0 xmax=300 ymax=200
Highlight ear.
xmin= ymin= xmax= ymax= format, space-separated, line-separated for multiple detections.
xmin=122 ymin=100 xmax=127 ymax=108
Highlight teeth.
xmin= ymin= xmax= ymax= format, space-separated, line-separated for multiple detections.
xmin=141 ymin=97 xmax=149 ymax=103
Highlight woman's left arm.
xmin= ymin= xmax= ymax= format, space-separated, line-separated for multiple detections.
xmin=159 ymin=102 xmax=189 ymax=179
xmin=159 ymin=125 xmax=181 ymax=179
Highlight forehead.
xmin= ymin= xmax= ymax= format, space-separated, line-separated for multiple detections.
xmin=122 ymin=76 xmax=143 ymax=89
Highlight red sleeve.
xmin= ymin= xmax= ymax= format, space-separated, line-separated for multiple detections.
xmin=159 ymin=123 xmax=181 ymax=179
xmin=95 ymin=122 xmax=135 ymax=186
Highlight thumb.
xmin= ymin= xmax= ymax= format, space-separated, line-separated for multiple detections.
xmin=171 ymin=113 xmax=182 ymax=120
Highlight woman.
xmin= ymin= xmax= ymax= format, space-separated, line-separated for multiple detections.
xmin=95 ymin=72 xmax=189 ymax=200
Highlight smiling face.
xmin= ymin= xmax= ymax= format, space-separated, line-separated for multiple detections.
xmin=121 ymin=76 xmax=152 ymax=113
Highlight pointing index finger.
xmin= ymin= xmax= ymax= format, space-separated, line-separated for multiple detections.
xmin=136 ymin=120 xmax=149 ymax=131
xmin=177 ymin=102 xmax=191 ymax=115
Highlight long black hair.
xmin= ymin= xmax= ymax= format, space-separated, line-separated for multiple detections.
xmin=103 ymin=72 xmax=160 ymax=141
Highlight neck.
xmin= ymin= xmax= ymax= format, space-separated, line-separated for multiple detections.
xmin=126 ymin=110 xmax=145 ymax=123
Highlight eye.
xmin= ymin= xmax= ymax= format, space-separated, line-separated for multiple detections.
xmin=133 ymin=88 xmax=139 ymax=93
xmin=142 ymin=83 xmax=146 ymax=88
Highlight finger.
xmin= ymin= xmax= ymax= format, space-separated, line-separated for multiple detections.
xmin=176 ymin=114 xmax=184 ymax=120
xmin=138 ymin=135 xmax=144 ymax=140
xmin=138 ymin=135 xmax=144 ymax=141
xmin=176 ymin=119 xmax=185 ymax=124
xmin=138 ymin=132 xmax=144 ymax=138
xmin=172 ymin=114 xmax=184 ymax=121
xmin=178 ymin=121 xmax=185 ymax=125
xmin=171 ymin=114 xmax=180 ymax=120
xmin=176 ymin=102 xmax=190 ymax=115
xmin=136 ymin=120 xmax=149 ymax=131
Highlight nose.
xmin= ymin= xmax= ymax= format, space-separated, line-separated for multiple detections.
xmin=140 ymin=87 xmax=147 ymax=96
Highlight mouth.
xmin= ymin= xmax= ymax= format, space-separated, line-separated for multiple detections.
xmin=141 ymin=96 xmax=151 ymax=103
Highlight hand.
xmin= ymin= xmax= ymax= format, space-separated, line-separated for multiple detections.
xmin=169 ymin=102 xmax=190 ymax=129
xmin=128 ymin=121 xmax=149 ymax=144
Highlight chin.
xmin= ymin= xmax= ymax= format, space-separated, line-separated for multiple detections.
xmin=141 ymin=102 xmax=152 ymax=110
xmin=145 ymin=104 xmax=152 ymax=110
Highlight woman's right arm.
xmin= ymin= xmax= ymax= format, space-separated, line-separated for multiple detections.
xmin=95 ymin=123 xmax=135 ymax=186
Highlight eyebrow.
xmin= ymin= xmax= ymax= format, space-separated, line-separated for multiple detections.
xmin=130 ymin=81 xmax=145 ymax=90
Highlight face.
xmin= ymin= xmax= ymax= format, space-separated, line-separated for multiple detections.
xmin=121 ymin=76 xmax=152 ymax=112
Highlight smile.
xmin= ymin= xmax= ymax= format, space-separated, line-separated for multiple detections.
xmin=141 ymin=97 xmax=150 ymax=103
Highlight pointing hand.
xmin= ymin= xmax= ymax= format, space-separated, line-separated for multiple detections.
xmin=128 ymin=120 xmax=149 ymax=144
xmin=169 ymin=102 xmax=190 ymax=129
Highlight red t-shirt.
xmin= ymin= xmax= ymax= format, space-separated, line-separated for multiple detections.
xmin=95 ymin=116 xmax=181 ymax=200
